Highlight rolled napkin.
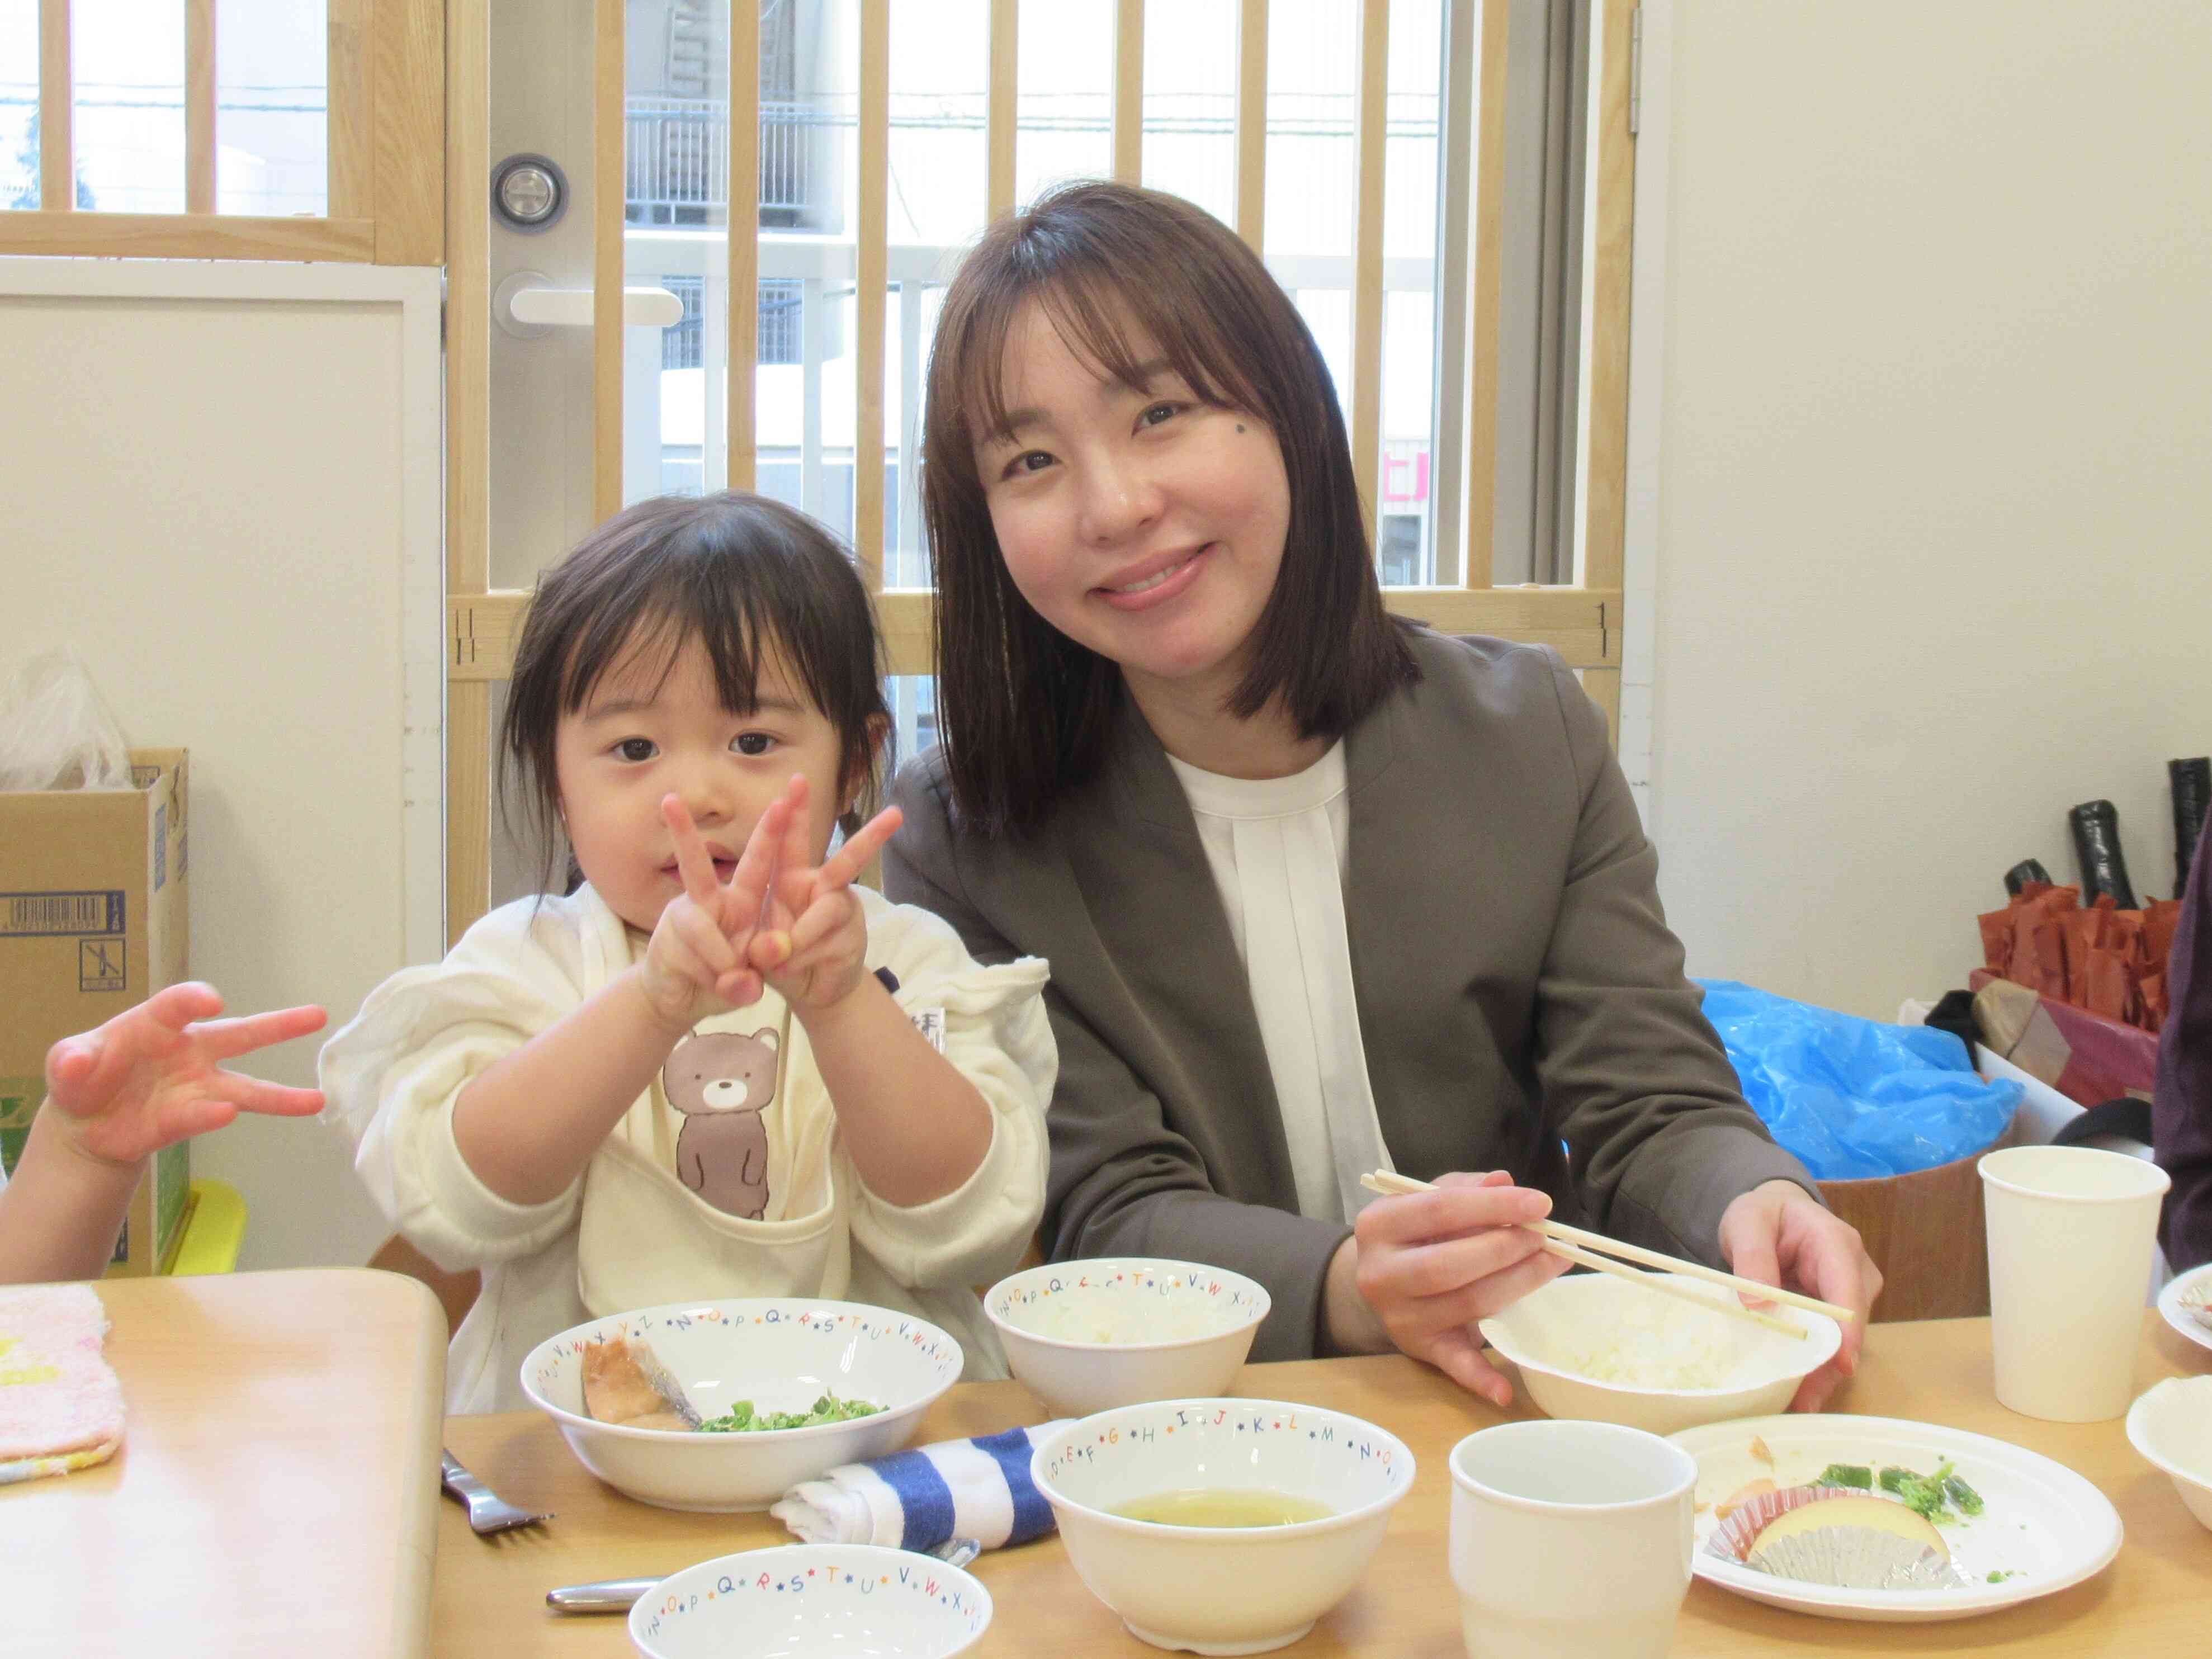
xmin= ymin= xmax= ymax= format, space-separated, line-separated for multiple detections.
xmin=0 ymin=1283 xmax=125 ymax=1485
xmin=771 ymin=1419 xmax=1075 ymax=1553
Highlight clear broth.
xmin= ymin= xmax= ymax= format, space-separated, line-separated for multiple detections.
xmin=1109 ymin=1488 xmax=1335 ymax=1528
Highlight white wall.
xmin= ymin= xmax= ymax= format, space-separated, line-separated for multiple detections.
xmin=1 ymin=260 xmax=444 ymax=1272
xmin=1644 ymin=1 xmax=2212 ymax=1018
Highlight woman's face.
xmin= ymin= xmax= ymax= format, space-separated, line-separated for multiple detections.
xmin=975 ymin=300 xmax=1292 ymax=708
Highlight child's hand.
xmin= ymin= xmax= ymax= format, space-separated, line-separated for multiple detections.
xmin=44 ymin=983 xmax=327 ymax=1170
xmin=744 ymin=776 xmax=904 ymax=1015
xmin=637 ymin=796 xmax=775 ymax=1029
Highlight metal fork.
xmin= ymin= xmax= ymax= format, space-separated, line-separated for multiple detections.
xmin=441 ymin=1449 xmax=555 ymax=1536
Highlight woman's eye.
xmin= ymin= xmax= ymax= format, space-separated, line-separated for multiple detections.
xmin=1003 ymin=449 xmax=1053 ymax=479
xmin=734 ymin=732 xmax=776 ymax=757
xmin=615 ymin=738 xmax=657 ymax=763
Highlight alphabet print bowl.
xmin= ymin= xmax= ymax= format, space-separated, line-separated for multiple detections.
xmin=628 ymin=1544 xmax=991 ymax=1659
xmin=1031 ymin=1398 xmax=1415 ymax=1655
xmin=985 ymin=1259 xmax=1270 ymax=1416
xmin=522 ymin=1299 xmax=962 ymax=1511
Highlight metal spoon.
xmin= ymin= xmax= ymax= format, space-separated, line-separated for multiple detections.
xmin=546 ymin=1537 xmax=983 ymax=1614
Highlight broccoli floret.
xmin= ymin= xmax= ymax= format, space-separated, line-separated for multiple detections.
xmin=1815 ymin=1463 xmax=1874 ymax=1489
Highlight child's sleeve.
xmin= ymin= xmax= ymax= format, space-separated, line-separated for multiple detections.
xmin=840 ymin=896 xmax=1056 ymax=1292
xmin=318 ymin=899 xmax=590 ymax=1273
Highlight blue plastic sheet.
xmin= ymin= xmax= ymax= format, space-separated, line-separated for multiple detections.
xmin=1696 ymin=980 xmax=2022 ymax=1180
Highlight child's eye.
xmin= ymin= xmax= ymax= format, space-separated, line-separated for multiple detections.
xmin=615 ymin=737 xmax=658 ymax=763
xmin=733 ymin=732 xmax=777 ymax=757
xmin=1138 ymin=401 xmax=1183 ymax=429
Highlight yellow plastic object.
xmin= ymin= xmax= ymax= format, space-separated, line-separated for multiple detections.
xmin=166 ymin=1179 xmax=248 ymax=1276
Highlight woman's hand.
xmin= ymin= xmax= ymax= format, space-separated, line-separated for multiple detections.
xmin=43 ymin=982 xmax=327 ymax=1170
xmin=1347 ymin=1170 xmax=1572 ymax=1407
xmin=744 ymin=777 xmax=904 ymax=1017
xmin=636 ymin=795 xmax=775 ymax=1029
xmin=1719 ymin=1178 xmax=1882 ymax=1412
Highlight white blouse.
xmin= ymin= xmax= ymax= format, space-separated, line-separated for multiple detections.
xmin=1163 ymin=743 xmax=1393 ymax=1223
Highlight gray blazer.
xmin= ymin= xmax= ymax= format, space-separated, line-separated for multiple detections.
xmin=885 ymin=630 xmax=1814 ymax=1362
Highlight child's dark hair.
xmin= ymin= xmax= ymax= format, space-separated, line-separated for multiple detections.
xmin=922 ymin=179 xmax=1417 ymax=838
xmin=501 ymin=491 xmax=891 ymax=894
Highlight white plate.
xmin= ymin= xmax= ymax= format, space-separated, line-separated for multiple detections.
xmin=2156 ymin=1261 xmax=2212 ymax=1354
xmin=1669 ymin=1415 xmax=2122 ymax=1622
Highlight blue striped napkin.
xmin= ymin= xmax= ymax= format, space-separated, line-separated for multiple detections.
xmin=769 ymin=1420 xmax=1075 ymax=1553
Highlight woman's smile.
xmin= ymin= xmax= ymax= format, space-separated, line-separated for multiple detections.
xmin=1095 ymin=543 xmax=1213 ymax=609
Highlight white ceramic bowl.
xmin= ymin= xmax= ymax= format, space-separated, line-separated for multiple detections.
xmin=1031 ymin=1397 xmax=1415 ymax=1656
xmin=628 ymin=1544 xmax=991 ymax=1659
xmin=2126 ymin=1374 xmax=2212 ymax=1532
xmin=1478 ymin=1271 xmax=1841 ymax=1436
xmin=522 ymin=1298 xmax=962 ymax=1511
xmin=984 ymin=1258 xmax=1269 ymax=1416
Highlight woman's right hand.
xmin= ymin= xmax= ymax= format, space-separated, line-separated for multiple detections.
xmin=1346 ymin=1170 xmax=1570 ymax=1408
xmin=635 ymin=795 xmax=774 ymax=1031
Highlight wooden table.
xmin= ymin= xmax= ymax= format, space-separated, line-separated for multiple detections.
xmin=437 ymin=1314 xmax=2212 ymax=1656
xmin=3 ymin=1269 xmax=446 ymax=1658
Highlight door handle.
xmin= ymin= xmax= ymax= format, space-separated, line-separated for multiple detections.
xmin=494 ymin=271 xmax=684 ymax=336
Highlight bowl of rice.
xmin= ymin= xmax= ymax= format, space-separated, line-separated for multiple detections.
xmin=985 ymin=1258 xmax=1270 ymax=1417
xmin=1478 ymin=1272 xmax=1841 ymax=1435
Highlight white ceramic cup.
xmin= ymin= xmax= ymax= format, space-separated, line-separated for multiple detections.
xmin=1448 ymin=1420 xmax=1695 ymax=1659
xmin=1980 ymin=1143 xmax=2171 ymax=1422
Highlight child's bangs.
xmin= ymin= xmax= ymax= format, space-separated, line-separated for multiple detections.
xmin=956 ymin=257 xmax=1270 ymax=455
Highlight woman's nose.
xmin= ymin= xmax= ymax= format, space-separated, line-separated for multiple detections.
xmin=1076 ymin=451 xmax=1162 ymax=546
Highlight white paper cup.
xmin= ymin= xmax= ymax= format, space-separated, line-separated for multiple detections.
xmin=1981 ymin=1144 xmax=2170 ymax=1422
xmin=1449 ymin=1420 xmax=1694 ymax=1659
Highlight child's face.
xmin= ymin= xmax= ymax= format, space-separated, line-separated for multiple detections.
xmin=974 ymin=299 xmax=1292 ymax=713
xmin=553 ymin=634 xmax=853 ymax=935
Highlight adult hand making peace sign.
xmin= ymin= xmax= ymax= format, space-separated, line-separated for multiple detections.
xmin=639 ymin=778 xmax=905 ymax=1031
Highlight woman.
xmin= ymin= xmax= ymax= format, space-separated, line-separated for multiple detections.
xmin=886 ymin=181 xmax=1879 ymax=1410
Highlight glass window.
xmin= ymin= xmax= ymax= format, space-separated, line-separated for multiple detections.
xmin=216 ymin=0 xmax=328 ymax=217
xmin=2 ymin=1 xmax=42 ymax=209
xmin=73 ymin=0 xmax=185 ymax=214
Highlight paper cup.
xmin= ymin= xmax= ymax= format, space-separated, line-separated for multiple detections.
xmin=1980 ymin=1144 xmax=2170 ymax=1422
xmin=1449 ymin=1420 xmax=1694 ymax=1659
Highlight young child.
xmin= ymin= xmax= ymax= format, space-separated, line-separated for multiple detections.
xmin=320 ymin=492 xmax=1053 ymax=1412
xmin=0 ymin=983 xmax=327 ymax=1284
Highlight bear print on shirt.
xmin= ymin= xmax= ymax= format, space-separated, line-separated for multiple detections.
xmin=663 ymin=1027 xmax=780 ymax=1220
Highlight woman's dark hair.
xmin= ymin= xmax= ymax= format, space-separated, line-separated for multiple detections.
xmin=922 ymin=178 xmax=1417 ymax=837
xmin=501 ymin=491 xmax=891 ymax=893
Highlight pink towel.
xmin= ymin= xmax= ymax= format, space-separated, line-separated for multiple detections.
xmin=0 ymin=1284 xmax=125 ymax=1483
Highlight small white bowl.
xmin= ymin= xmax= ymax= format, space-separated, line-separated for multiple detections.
xmin=984 ymin=1258 xmax=1269 ymax=1416
xmin=628 ymin=1544 xmax=991 ymax=1659
xmin=1478 ymin=1271 xmax=1841 ymax=1435
xmin=1031 ymin=1397 xmax=1415 ymax=1655
xmin=2126 ymin=1374 xmax=2212 ymax=1532
xmin=522 ymin=1298 xmax=962 ymax=1511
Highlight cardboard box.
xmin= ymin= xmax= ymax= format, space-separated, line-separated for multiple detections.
xmin=0 ymin=749 xmax=190 ymax=1275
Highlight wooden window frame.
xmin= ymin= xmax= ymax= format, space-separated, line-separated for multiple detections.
xmin=2 ymin=0 xmax=443 ymax=266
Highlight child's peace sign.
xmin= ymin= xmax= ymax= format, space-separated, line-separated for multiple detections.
xmin=636 ymin=795 xmax=774 ymax=1028
xmin=743 ymin=775 xmax=904 ymax=1014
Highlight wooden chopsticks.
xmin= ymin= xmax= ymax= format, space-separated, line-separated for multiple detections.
xmin=1358 ymin=1169 xmax=1856 ymax=1340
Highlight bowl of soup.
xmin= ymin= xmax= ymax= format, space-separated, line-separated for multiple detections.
xmin=522 ymin=1298 xmax=963 ymax=1511
xmin=1030 ymin=1397 xmax=1415 ymax=1655
xmin=1478 ymin=1271 xmax=1841 ymax=1435
xmin=984 ymin=1258 xmax=1270 ymax=1416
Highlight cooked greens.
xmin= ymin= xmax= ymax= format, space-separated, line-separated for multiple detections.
xmin=1805 ymin=1459 xmax=1982 ymax=1530
xmin=697 ymin=1391 xmax=884 ymax=1434
xmin=1816 ymin=1459 xmax=1981 ymax=1524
